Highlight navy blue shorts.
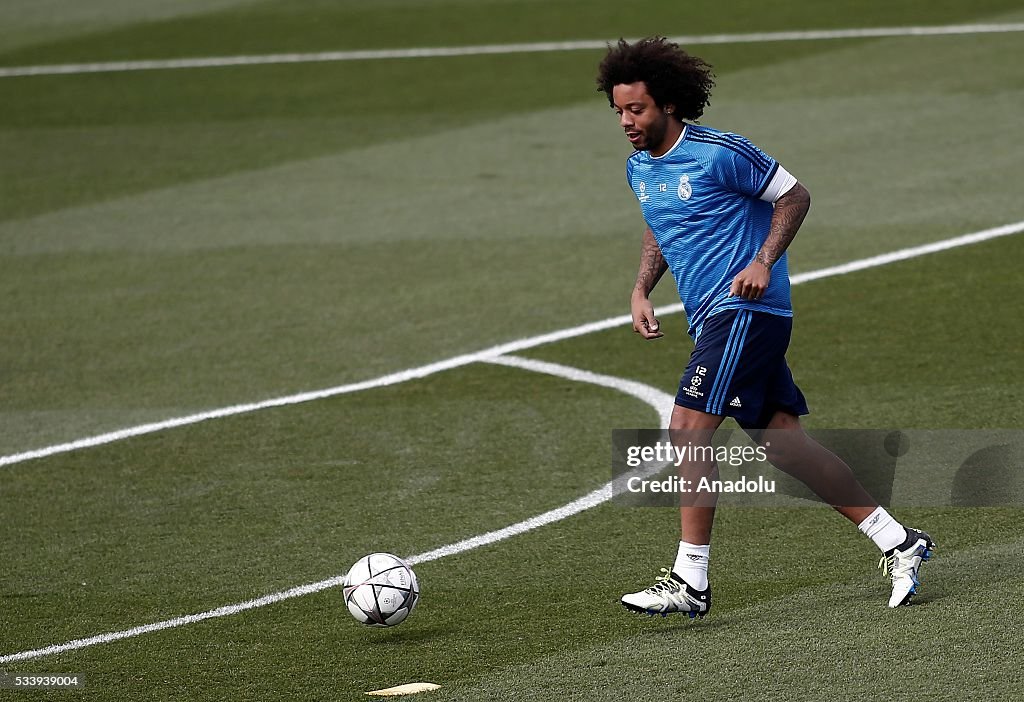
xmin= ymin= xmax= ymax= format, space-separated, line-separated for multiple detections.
xmin=675 ymin=309 xmax=809 ymax=429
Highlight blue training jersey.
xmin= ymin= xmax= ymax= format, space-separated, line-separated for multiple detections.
xmin=626 ymin=124 xmax=795 ymax=339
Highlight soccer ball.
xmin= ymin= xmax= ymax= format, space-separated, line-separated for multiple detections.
xmin=343 ymin=553 xmax=420 ymax=627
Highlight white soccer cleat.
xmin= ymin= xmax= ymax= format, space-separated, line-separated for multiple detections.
xmin=621 ymin=568 xmax=711 ymax=619
xmin=879 ymin=528 xmax=935 ymax=608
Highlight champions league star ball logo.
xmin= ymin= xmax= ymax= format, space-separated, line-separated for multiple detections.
xmin=677 ymin=175 xmax=692 ymax=200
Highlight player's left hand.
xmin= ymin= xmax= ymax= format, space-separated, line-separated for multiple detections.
xmin=729 ymin=262 xmax=771 ymax=300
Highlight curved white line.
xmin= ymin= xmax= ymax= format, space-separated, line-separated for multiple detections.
xmin=3 ymin=218 xmax=1022 ymax=469
xmin=0 ymin=354 xmax=672 ymax=663
xmin=483 ymin=355 xmax=674 ymax=427
xmin=1 ymin=23 xmax=1023 ymax=78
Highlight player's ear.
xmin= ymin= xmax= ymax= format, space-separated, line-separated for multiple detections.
xmin=663 ymin=104 xmax=676 ymax=116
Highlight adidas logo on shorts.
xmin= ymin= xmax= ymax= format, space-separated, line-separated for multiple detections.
xmin=729 ymin=396 xmax=742 ymax=408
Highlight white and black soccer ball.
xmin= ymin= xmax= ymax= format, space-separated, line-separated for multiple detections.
xmin=343 ymin=553 xmax=420 ymax=627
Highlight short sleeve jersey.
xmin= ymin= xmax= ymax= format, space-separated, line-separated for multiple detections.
xmin=626 ymin=124 xmax=795 ymax=338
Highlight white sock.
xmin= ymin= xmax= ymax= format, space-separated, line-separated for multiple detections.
xmin=857 ymin=506 xmax=907 ymax=552
xmin=672 ymin=540 xmax=710 ymax=590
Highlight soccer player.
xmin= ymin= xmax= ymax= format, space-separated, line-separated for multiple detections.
xmin=596 ymin=37 xmax=934 ymax=615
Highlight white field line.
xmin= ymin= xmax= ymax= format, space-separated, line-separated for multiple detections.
xmin=2 ymin=218 xmax=1023 ymax=470
xmin=787 ymin=220 xmax=1024 ymax=284
xmin=0 ymin=577 xmax=347 ymax=665
xmin=0 ymin=355 xmax=672 ymax=663
xmin=1 ymin=23 xmax=1023 ymax=78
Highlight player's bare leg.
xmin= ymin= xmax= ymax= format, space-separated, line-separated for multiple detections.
xmin=670 ymin=404 xmax=725 ymax=543
xmin=750 ymin=410 xmax=876 ymax=524
xmin=749 ymin=411 xmax=935 ymax=606
xmin=621 ymin=405 xmax=721 ymax=618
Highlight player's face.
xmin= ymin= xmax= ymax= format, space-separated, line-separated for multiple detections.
xmin=612 ymin=82 xmax=674 ymax=155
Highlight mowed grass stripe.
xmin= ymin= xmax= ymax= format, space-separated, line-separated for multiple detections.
xmin=2 ymin=22 xmax=1023 ymax=77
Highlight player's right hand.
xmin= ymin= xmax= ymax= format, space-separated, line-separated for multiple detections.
xmin=631 ymin=296 xmax=663 ymax=339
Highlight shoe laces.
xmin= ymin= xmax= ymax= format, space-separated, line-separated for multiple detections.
xmin=878 ymin=546 xmax=918 ymax=582
xmin=646 ymin=568 xmax=682 ymax=594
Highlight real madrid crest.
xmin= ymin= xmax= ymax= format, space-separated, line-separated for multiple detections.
xmin=677 ymin=174 xmax=692 ymax=201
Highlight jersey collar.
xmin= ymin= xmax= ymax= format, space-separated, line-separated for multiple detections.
xmin=651 ymin=124 xmax=687 ymax=160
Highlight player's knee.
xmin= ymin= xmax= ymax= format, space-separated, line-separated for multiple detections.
xmin=759 ymin=427 xmax=811 ymax=470
xmin=670 ymin=405 xmax=722 ymax=431
xmin=761 ymin=440 xmax=796 ymax=468
xmin=766 ymin=410 xmax=802 ymax=431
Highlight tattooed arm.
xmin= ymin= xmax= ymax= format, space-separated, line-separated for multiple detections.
xmin=631 ymin=226 xmax=669 ymax=339
xmin=755 ymin=182 xmax=811 ymax=270
xmin=730 ymin=182 xmax=811 ymax=300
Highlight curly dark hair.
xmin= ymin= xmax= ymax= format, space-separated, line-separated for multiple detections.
xmin=596 ymin=37 xmax=715 ymax=121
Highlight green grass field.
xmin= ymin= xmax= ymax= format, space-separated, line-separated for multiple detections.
xmin=2 ymin=1 xmax=1023 ymax=700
